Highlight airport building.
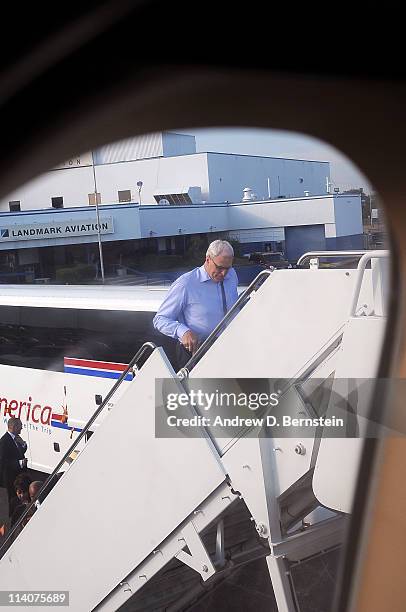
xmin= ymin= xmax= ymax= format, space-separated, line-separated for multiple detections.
xmin=0 ymin=133 xmax=363 ymax=282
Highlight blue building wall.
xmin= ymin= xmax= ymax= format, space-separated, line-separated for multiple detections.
xmin=230 ymin=231 xmax=364 ymax=260
xmin=236 ymin=242 xmax=276 ymax=255
xmin=333 ymin=196 xmax=363 ymax=237
xmin=326 ymin=234 xmax=365 ymax=250
xmin=285 ymin=224 xmax=326 ymax=262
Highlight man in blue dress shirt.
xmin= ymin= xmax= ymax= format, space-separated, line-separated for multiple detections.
xmin=153 ymin=240 xmax=239 ymax=369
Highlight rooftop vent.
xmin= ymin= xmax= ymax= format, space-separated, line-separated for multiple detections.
xmin=242 ymin=187 xmax=257 ymax=202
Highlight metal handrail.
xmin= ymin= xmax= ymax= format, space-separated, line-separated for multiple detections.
xmin=349 ymin=250 xmax=390 ymax=317
xmin=0 ymin=341 xmax=156 ymax=557
xmin=178 ymin=269 xmax=273 ymax=377
xmin=297 ymin=251 xmax=369 ymax=267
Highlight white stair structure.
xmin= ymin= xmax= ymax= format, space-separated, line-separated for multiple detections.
xmin=0 ymin=251 xmax=389 ymax=612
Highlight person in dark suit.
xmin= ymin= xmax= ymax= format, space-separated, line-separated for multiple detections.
xmin=0 ymin=417 xmax=28 ymax=515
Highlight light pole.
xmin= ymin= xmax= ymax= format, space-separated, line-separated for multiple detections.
xmin=91 ymin=150 xmax=105 ymax=283
xmin=137 ymin=181 xmax=143 ymax=206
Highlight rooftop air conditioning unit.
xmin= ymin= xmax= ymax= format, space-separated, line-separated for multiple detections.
xmin=242 ymin=187 xmax=256 ymax=202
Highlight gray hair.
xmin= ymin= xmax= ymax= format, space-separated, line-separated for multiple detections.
xmin=29 ymin=481 xmax=44 ymax=500
xmin=206 ymin=240 xmax=234 ymax=258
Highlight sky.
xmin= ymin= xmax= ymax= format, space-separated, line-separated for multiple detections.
xmin=177 ymin=128 xmax=373 ymax=194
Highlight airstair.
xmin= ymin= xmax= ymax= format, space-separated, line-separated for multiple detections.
xmin=0 ymin=251 xmax=390 ymax=611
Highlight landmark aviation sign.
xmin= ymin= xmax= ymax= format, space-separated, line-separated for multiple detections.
xmin=0 ymin=217 xmax=114 ymax=242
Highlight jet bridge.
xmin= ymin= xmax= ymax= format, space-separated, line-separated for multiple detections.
xmin=0 ymin=251 xmax=389 ymax=612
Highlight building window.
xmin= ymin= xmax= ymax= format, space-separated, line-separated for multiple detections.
xmin=9 ymin=200 xmax=21 ymax=212
xmin=88 ymin=192 xmax=101 ymax=205
xmin=118 ymin=189 xmax=132 ymax=203
xmin=51 ymin=196 xmax=64 ymax=209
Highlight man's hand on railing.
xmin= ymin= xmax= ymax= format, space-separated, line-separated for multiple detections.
xmin=181 ymin=330 xmax=199 ymax=354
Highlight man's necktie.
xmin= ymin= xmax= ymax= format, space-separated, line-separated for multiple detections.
xmin=14 ymin=438 xmax=22 ymax=459
xmin=220 ymin=281 xmax=227 ymax=316
xmin=15 ymin=435 xmax=27 ymax=454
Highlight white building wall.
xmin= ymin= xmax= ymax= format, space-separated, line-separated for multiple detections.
xmin=139 ymin=203 xmax=229 ymax=237
xmin=94 ymin=154 xmax=210 ymax=204
xmin=207 ymin=154 xmax=330 ymax=202
xmin=0 ymin=152 xmax=330 ymax=212
xmin=1 ymin=166 xmax=95 ymax=210
xmin=324 ymin=223 xmax=337 ymax=238
xmin=0 ymin=155 xmax=211 ymax=211
xmin=228 ymin=196 xmax=335 ymax=230
xmin=139 ymin=196 xmax=337 ymax=239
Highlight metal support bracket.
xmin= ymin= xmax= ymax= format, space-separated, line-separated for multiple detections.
xmin=119 ymin=581 xmax=132 ymax=594
xmin=213 ymin=520 xmax=225 ymax=567
xmin=175 ymin=522 xmax=216 ymax=580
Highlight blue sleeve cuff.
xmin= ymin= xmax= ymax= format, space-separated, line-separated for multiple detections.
xmin=176 ymin=324 xmax=190 ymax=340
